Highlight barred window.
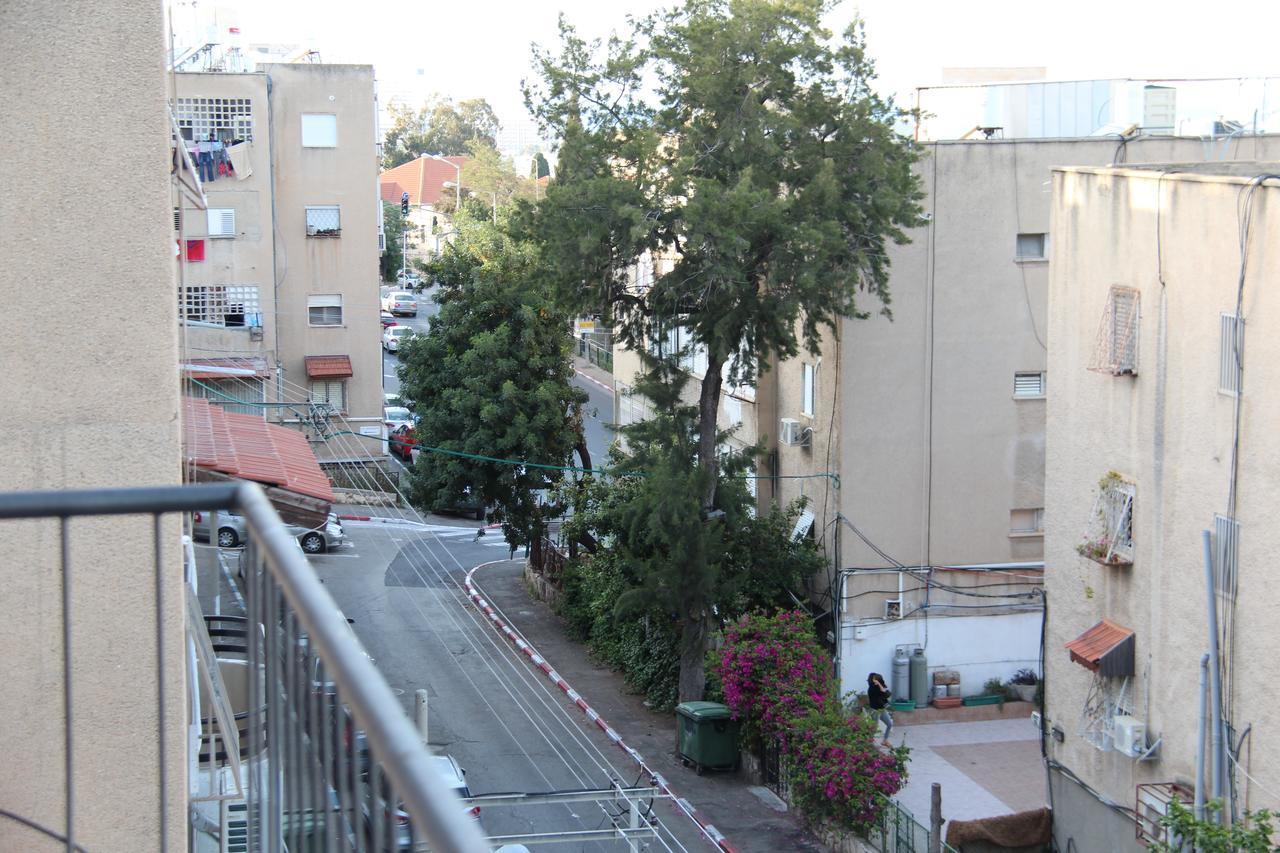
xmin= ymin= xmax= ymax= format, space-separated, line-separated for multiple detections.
xmin=181 ymin=285 xmax=261 ymax=328
xmin=173 ymin=97 xmax=253 ymax=142
xmin=305 ymin=205 xmax=341 ymax=237
xmin=309 ymin=379 xmax=346 ymax=413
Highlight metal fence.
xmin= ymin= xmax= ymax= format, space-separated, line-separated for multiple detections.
xmin=575 ymin=335 xmax=614 ymax=373
xmin=856 ymin=796 xmax=960 ymax=853
xmin=0 ymin=482 xmax=490 ymax=853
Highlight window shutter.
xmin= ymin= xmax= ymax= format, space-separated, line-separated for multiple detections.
xmin=1014 ymin=372 xmax=1045 ymax=396
xmin=207 ymin=208 xmax=235 ymax=237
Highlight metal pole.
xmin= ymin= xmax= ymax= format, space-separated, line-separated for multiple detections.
xmin=1195 ymin=652 xmax=1209 ymax=822
xmin=1202 ymin=530 xmax=1224 ymax=815
xmin=929 ymin=783 xmax=942 ymax=853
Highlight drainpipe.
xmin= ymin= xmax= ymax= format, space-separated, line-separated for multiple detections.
xmin=1195 ymin=652 xmax=1209 ymax=822
xmin=1202 ymin=530 xmax=1224 ymax=816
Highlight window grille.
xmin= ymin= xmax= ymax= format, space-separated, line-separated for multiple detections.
xmin=1016 ymin=232 xmax=1047 ymax=260
xmin=1088 ymin=286 xmax=1140 ymax=375
xmin=1014 ymin=372 xmax=1045 ymax=397
xmin=1218 ymin=314 xmax=1244 ymax=395
xmin=1214 ymin=514 xmax=1240 ymax=600
xmin=308 ymin=294 xmax=343 ymax=327
xmin=305 ymin=205 xmax=341 ymax=237
xmin=309 ymin=379 xmax=346 ymax=413
xmin=207 ymin=208 xmax=235 ymax=237
xmin=173 ymin=97 xmax=253 ymax=142
xmin=181 ymin=285 xmax=260 ymax=328
xmin=1079 ymin=475 xmax=1134 ymax=565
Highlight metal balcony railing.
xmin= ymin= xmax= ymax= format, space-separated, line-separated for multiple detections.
xmin=0 ymin=482 xmax=490 ymax=853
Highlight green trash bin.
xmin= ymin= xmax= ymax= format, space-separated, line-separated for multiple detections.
xmin=675 ymin=701 xmax=739 ymax=774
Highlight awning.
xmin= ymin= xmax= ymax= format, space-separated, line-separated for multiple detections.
xmin=305 ymin=355 xmax=353 ymax=379
xmin=1065 ymin=618 xmax=1135 ymax=677
xmin=183 ymin=397 xmax=333 ymax=527
xmin=184 ymin=357 xmax=270 ymax=380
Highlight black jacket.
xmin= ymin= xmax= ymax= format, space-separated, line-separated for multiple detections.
xmin=867 ymin=675 xmax=891 ymax=710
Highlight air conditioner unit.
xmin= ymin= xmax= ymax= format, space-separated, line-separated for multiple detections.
xmin=780 ymin=418 xmax=810 ymax=447
xmin=884 ymin=599 xmax=902 ymax=620
xmin=1114 ymin=715 xmax=1147 ymax=758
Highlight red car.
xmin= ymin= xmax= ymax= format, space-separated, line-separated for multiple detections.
xmin=380 ymin=312 xmax=398 ymax=328
xmin=389 ymin=424 xmax=418 ymax=461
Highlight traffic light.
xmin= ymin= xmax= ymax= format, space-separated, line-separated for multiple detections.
xmin=400 ymin=192 xmax=410 ymax=216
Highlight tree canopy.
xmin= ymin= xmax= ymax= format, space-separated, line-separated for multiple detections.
xmin=519 ymin=0 xmax=923 ymax=699
xmin=382 ymin=97 xmax=501 ymax=169
xmin=397 ymin=211 xmax=587 ymax=548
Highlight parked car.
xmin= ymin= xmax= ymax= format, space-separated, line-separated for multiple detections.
xmin=388 ymin=424 xmax=418 ymax=461
xmin=363 ymin=754 xmax=478 ymax=851
xmin=381 ymin=291 xmax=418 ymax=317
xmin=193 ymin=511 xmax=348 ymax=554
xmin=382 ymin=326 xmax=414 ymax=353
xmin=380 ymin=312 xmax=398 ymax=328
xmin=384 ymin=392 xmax=407 ymax=408
xmin=395 ymin=269 xmax=421 ymax=287
xmin=383 ymin=406 xmax=413 ymax=434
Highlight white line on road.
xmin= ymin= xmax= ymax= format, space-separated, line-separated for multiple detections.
xmin=574 ymin=369 xmax=614 ymax=396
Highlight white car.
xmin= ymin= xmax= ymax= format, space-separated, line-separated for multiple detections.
xmin=395 ymin=269 xmax=421 ymax=287
xmin=382 ymin=290 xmax=418 ymax=316
xmin=382 ymin=326 xmax=414 ymax=353
xmin=384 ymin=405 xmax=413 ymax=432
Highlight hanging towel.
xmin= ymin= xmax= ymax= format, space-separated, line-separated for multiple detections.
xmin=226 ymin=142 xmax=253 ymax=180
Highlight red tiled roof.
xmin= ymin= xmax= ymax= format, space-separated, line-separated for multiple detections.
xmin=1065 ymin=618 xmax=1135 ymax=677
xmin=184 ymin=357 xmax=270 ymax=380
xmin=183 ymin=397 xmax=334 ymax=504
xmin=380 ymin=180 xmax=407 ymax=204
xmin=379 ymin=155 xmax=468 ymax=207
xmin=305 ymin=355 xmax=353 ymax=379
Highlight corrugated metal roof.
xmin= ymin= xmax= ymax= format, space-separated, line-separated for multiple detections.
xmin=305 ymin=355 xmax=353 ymax=378
xmin=183 ymin=397 xmax=334 ymax=504
xmin=1065 ymin=618 xmax=1135 ymax=677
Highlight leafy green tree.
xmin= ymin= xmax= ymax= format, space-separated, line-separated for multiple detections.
xmin=1149 ymin=800 xmax=1275 ymax=853
xmin=434 ymin=140 xmax=539 ymax=218
xmin=383 ymin=97 xmax=501 ymax=169
xmin=379 ymin=201 xmax=407 ymax=282
xmin=396 ymin=211 xmax=587 ymax=548
xmin=521 ymin=0 xmax=922 ymax=697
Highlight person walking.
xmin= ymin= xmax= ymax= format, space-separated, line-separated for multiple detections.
xmin=867 ymin=672 xmax=894 ymax=747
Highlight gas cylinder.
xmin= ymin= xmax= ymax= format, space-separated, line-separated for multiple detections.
xmin=910 ymin=647 xmax=929 ymax=708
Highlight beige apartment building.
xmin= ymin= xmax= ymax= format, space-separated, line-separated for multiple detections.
xmin=176 ymin=63 xmax=385 ymax=461
xmin=1043 ymin=164 xmax=1280 ymax=850
xmin=1 ymin=0 xmax=186 ymax=847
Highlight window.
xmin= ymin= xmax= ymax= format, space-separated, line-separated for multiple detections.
xmin=308 ymin=294 xmax=343 ymax=327
xmin=1219 ymin=313 xmax=1244 ymax=395
xmin=181 ymin=285 xmax=260 ymax=327
xmin=1078 ymin=474 xmax=1134 ymax=566
xmin=173 ymin=97 xmax=253 ymax=142
xmin=1213 ymin=514 xmax=1240 ymax=600
xmin=306 ymin=205 xmax=341 ymax=237
xmin=801 ymin=363 xmax=816 ymax=417
xmin=1015 ymin=232 xmax=1047 ymax=260
xmin=207 ymin=208 xmax=235 ymax=238
xmin=301 ymin=113 xmax=338 ymax=147
xmin=1014 ymin=372 xmax=1045 ymax=397
xmin=309 ymin=379 xmax=346 ymax=413
xmin=1011 ymin=508 xmax=1045 ymax=535
xmin=1088 ymin=286 xmax=1140 ymax=376
xmin=173 ymin=207 xmax=181 ymax=232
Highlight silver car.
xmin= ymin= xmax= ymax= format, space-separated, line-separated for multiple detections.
xmin=193 ymin=511 xmax=348 ymax=554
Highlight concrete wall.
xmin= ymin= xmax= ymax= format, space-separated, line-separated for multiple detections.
xmin=263 ymin=63 xmax=384 ymax=458
xmin=1044 ymin=164 xmax=1280 ymax=846
xmin=0 ymin=0 xmax=184 ymax=848
xmin=175 ymin=73 xmax=277 ymax=371
xmin=830 ymin=136 xmax=1280 ymax=579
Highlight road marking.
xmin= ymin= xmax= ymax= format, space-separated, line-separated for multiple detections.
xmin=573 ymin=369 xmax=614 ymax=396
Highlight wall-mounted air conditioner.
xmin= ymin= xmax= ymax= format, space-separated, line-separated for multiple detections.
xmin=780 ymin=418 xmax=810 ymax=447
xmin=1113 ymin=715 xmax=1147 ymax=758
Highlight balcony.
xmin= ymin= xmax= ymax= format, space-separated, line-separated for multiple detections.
xmin=0 ymin=482 xmax=489 ymax=852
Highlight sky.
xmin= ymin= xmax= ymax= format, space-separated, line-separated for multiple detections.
xmin=188 ymin=0 xmax=1280 ymax=147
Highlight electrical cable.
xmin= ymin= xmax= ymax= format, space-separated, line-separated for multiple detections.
xmin=1010 ymin=141 xmax=1048 ymax=351
xmin=0 ymin=809 xmax=91 ymax=853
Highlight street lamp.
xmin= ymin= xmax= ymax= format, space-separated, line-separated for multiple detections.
xmin=426 ymin=153 xmax=461 ymax=216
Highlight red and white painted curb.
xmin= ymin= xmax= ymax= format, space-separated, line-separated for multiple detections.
xmin=464 ymin=562 xmax=739 ymax=853
xmin=574 ymin=368 xmax=614 ymax=396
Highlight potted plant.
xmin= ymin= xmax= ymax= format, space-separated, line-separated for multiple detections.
xmin=1007 ymin=669 xmax=1039 ymax=703
xmin=963 ymin=678 xmax=1008 ymax=707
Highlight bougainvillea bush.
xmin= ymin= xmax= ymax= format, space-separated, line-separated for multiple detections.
xmin=713 ymin=610 xmax=908 ymax=834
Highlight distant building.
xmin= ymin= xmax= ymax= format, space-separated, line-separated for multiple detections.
xmin=379 ymin=154 xmax=469 ymax=259
xmin=1044 ymin=163 xmax=1280 ymax=851
xmin=174 ymin=63 xmax=385 ymax=462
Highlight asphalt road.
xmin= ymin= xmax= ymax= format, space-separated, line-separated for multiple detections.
xmin=308 ymin=518 xmax=706 ymax=851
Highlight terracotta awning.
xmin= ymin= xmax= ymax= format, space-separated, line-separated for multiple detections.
xmin=305 ymin=355 xmax=353 ymax=379
xmin=183 ymin=397 xmax=333 ymax=526
xmin=1066 ymin=618 xmax=1135 ymax=677
xmin=184 ymin=357 xmax=270 ymax=380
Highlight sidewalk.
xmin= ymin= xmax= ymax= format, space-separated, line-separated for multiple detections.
xmin=470 ymin=560 xmax=825 ymax=853
xmin=571 ymin=353 xmax=614 ymax=394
